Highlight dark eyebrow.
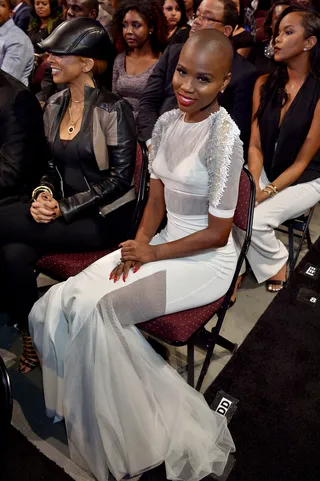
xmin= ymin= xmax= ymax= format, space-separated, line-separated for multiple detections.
xmin=176 ymin=64 xmax=214 ymax=77
xmin=196 ymin=72 xmax=214 ymax=77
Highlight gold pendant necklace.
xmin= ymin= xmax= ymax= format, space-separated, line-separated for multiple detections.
xmin=68 ymin=104 xmax=84 ymax=135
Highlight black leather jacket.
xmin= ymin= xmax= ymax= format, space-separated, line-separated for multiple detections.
xmin=41 ymin=84 xmax=137 ymax=223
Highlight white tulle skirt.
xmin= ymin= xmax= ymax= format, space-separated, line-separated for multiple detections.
xmin=29 ymin=243 xmax=235 ymax=481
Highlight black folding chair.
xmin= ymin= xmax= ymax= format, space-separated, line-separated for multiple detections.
xmin=277 ymin=206 xmax=315 ymax=279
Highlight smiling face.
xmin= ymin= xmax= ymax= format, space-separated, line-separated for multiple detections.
xmin=122 ymin=9 xmax=150 ymax=49
xmin=274 ymin=12 xmax=316 ymax=63
xmin=163 ymin=0 xmax=181 ymax=29
xmin=34 ymin=0 xmax=51 ymax=19
xmin=48 ymin=54 xmax=93 ymax=84
xmin=0 ymin=0 xmax=11 ymax=27
xmin=172 ymin=37 xmax=231 ymax=122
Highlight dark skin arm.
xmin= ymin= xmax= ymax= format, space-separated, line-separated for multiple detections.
xmin=110 ymin=178 xmax=234 ymax=282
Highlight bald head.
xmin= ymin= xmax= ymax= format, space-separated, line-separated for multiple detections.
xmin=173 ymin=28 xmax=233 ymax=120
xmin=183 ymin=29 xmax=233 ymax=75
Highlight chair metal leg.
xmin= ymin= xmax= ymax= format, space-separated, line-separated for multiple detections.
xmin=196 ymin=328 xmax=236 ymax=353
xmin=288 ymin=225 xmax=295 ymax=278
xmin=196 ymin=334 xmax=216 ymax=392
xmin=306 ymin=227 xmax=312 ymax=249
xmin=187 ymin=341 xmax=195 ymax=388
xmin=217 ymin=334 xmax=237 ymax=353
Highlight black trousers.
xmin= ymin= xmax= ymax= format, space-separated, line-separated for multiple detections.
xmin=0 ymin=201 xmax=134 ymax=329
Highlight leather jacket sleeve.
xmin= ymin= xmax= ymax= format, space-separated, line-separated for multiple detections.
xmin=59 ymin=99 xmax=137 ymax=223
xmin=39 ymin=158 xmax=63 ymax=198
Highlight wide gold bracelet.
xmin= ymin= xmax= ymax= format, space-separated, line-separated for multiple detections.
xmin=263 ymin=184 xmax=278 ymax=197
xmin=262 ymin=187 xmax=275 ymax=197
xmin=269 ymin=184 xmax=279 ymax=195
xmin=32 ymin=185 xmax=53 ymax=201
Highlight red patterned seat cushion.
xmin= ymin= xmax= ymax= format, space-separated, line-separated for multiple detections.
xmin=139 ymin=296 xmax=225 ymax=344
xmin=36 ymin=249 xmax=112 ymax=281
xmin=234 ymin=170 xmax=251 ymax=230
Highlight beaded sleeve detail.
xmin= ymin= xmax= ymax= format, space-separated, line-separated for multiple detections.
xmin=149 ymin=107 xmax=242 ymax=207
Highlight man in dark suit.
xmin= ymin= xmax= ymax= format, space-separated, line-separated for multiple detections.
xmin=0 ymin=70 xmax=49 ymax=203
xmin=138 ymin=0 xmax=258 ymax=153
xmin=11 ymin=0 xmax=30 ymax=33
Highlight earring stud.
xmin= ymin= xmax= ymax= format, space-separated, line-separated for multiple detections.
xmin=221 ymin=89 xmax=225 ymax=93
xmin=303 ymin=47 xmax=307 ymax=51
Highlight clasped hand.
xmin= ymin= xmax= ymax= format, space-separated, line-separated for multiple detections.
xmin=109 ymin=241 xmax=157 ymax=283
xmin=255 ymin=188 xmax=269 ymax=207
xmin=30 ymin=192 xmax=61 ymax=223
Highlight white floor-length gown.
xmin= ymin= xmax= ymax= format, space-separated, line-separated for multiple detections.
xmin=29 ymin=108 xmax=243 ymax=481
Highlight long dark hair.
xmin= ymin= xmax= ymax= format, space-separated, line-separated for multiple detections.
xmin=29 ymin=0 xmax=63 ymax=34
xmin=160 ymin=0 xmax=188 ymax=30
xmin=255 ymin=5 xmax=320 ymax=122
xmin=112 ymin=0 xmax=168 ymax=55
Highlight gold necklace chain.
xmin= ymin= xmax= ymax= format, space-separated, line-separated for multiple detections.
xmin=68 ymin=104 xmax=84 ymax=135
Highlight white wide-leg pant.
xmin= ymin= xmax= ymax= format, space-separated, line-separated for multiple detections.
xmin=242 ymin=170 xmax=320 ymax=283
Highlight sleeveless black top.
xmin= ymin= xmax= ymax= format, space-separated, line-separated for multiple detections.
xmin=259 ymin=74 xmax=320 ymax=184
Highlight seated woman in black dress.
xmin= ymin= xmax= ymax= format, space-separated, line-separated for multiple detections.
xmin=239 ymin=6 xmax=320 ymax=292
xmin=161 ymin=0 xmax=190 ymax=44
xmin=0 ymin=18 xmax=136 ymax=373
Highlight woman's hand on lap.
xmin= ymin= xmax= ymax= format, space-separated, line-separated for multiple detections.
xmin=255 ymin=189 xmax=269 ymax=207
xmin=120 ymin=240 xmax=157 ymax=264
xmin=30 ymin=193 xmax=62 ymax=223
xmin=109 ymin=260 xmax=143 ymax=283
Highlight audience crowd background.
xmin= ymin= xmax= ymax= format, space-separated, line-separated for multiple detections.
xmin=0 ymin=0 xmax=320 ymax=480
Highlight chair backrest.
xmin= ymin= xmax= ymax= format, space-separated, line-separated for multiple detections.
xmin=224 ymin=168 xmax=255 ymax=301
xmin=129 ymin=141 xmax=149 ymax=237
xmin=234 ymin=168 xmax=255 ymax=231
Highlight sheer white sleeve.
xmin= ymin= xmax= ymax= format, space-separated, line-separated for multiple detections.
xmin=208 ymin=137 xmax=244 ymax=219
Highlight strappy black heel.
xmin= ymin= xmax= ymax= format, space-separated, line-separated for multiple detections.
xmin=19 ymin=330 xmax=40 ymax=374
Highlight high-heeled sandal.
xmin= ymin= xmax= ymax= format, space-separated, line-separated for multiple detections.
xmin=266 ymin=280 xmax=286 ymax=293
xmin=19 ymin=330 xmax=40 ymax=374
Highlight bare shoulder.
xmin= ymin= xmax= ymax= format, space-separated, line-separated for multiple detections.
xmin=255 ymin=73 xmax=269 ymax=89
